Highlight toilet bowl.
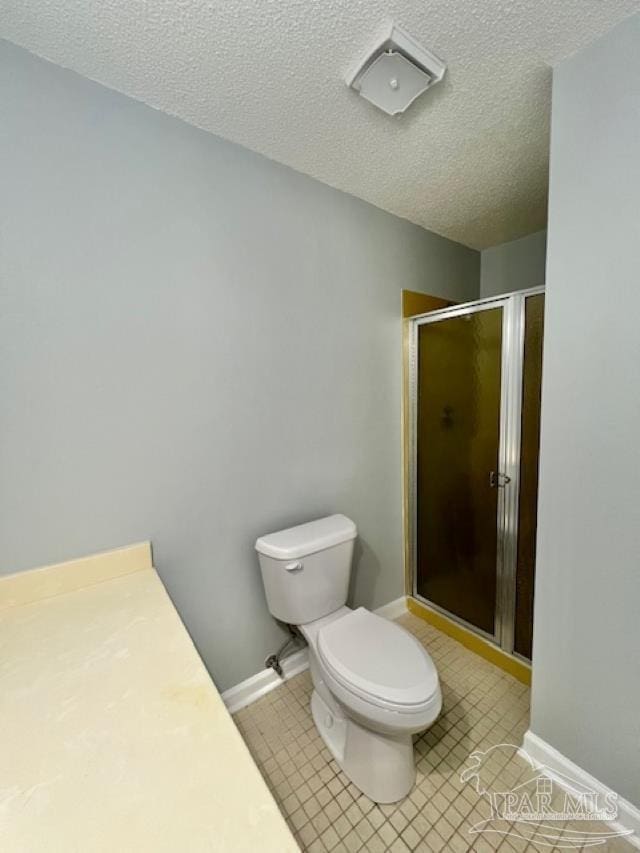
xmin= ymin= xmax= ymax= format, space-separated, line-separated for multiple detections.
xmin=255 ymin=514 xmax=442 ymax=803
xmin=301 ymin=606 xmax=441 ymax=802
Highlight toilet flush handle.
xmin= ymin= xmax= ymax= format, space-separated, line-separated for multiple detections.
xmin=284 ymin=561 xmax=303 ymax=572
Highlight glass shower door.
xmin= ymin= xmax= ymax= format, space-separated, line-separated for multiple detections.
xmin=415 ymin=305 xmax=505 ymax=638
xmin=513 ymin=293 xmax=545 ymax=658
xmin=410 ymin=288 xmax=545 ymax=660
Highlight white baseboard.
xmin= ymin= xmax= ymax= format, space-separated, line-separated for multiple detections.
xmin=222 ymin=647 xmax=309 ymax=714
xmin=522 ymin=730 xmax=640 ymax=848
xmin=222 ymin=596 xmax=408 ymax=714
xmin=373 ymin=595 xmax=408 ymax=620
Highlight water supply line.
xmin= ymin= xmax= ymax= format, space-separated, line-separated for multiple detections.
xmin=264 ymin=624 xmax=305 ymax=677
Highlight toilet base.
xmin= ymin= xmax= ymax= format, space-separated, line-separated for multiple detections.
xmin=310 ymin=689 xmax=415 ymax=804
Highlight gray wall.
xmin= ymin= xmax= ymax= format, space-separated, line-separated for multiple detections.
xmin=0 ymin=41 xmax=479 ymax=691
xmin=530 ymin=16 xmax=640 ymax=805
xmin=480 ymin=230 xmax=546 ymax=297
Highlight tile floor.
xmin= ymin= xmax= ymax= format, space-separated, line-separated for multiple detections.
xmin=234 ymin=613 xmax=634 ymax=852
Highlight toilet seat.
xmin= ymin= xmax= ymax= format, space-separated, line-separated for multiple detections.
xmin=317 ymin=608 xmax=439 ymax=713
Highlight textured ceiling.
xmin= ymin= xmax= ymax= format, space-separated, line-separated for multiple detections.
xmin=2 ymin=1 xmax=640 ymax=248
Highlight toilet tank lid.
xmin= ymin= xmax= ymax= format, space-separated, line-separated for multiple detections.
xmin=255 ymin=514 xmax=357 ymax=560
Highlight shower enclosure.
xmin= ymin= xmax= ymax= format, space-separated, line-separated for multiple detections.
xmin=408 ymin=287 xmax=544 ymax=661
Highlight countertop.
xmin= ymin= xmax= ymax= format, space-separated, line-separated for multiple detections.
xmin=0 ymin=543 xmax=298 ymax=852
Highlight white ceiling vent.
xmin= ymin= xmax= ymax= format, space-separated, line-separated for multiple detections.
xmin=346 ymin=23 xmax=446 ymax=116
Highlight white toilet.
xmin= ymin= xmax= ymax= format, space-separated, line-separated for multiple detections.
xmin=255 ymin=513 xmax=442 ymax=803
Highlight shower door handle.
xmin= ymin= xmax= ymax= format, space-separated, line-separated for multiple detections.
xmin=489 ymin=471 xmax=511 ymax=488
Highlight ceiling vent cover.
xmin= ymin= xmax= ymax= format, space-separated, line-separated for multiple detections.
xmin=346 ymin=23 xmax=446 ymax=116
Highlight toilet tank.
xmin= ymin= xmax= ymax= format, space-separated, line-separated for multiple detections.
xmin=255 ymin=514 xmax=357 ymax=625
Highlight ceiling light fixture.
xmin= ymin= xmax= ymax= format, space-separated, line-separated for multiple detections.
xmin=346 ymin=22 xmax=446 ymax=116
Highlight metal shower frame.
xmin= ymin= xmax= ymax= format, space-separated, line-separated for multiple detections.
xmin=407 ymin=286 xmax=544 ymax=660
